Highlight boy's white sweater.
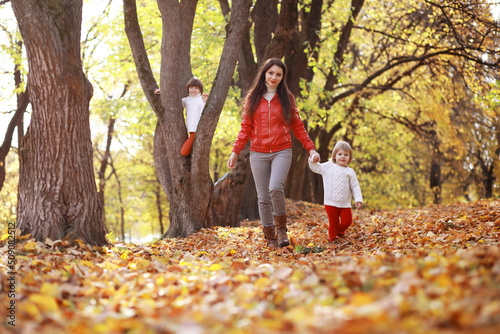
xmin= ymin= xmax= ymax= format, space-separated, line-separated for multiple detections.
xmin=182 ymin=93 xmax=205 ymax=132
xmin=308 ymin=159 xmax=363 ymax=208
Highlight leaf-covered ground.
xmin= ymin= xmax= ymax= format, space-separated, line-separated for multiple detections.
xmin=2 ymin=199 xmax=500 ymax=334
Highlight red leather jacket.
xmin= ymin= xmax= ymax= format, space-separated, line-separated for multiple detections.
xmin=232 ymin=94 xmax=316 ymax=155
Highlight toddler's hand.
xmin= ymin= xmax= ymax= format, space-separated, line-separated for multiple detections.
xmin=309 ymin=150 xmax=320 ymax=162
xmin=154 ymin=88 xmax=160 ymax=95
xmin=355 ymin=202 xmax=363 ymax=210
xmin=202 ymin=93 xmax=209 ymax=102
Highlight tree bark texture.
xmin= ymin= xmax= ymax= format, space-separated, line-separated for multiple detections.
xmin=13 ymin=0 xmax=107 ymax=245
xmin=253 ymin=0 xmax=279 ymax=64
xmin=210 ymin=142 xmax=253 ymax=227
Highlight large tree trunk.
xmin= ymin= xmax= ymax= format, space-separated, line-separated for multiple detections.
xmin=13 ymin=0 xmax=107 ymax=245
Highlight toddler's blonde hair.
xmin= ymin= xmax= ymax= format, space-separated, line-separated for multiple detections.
xmin=331 ymin=140 xmax=353 ymax=164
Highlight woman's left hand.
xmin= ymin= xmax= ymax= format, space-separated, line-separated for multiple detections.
xmin=309 ymin=150 xmax=320 ymax=162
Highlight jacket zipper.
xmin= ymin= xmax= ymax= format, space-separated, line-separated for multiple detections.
xmin=268 ymin=100 xmax=271 ymax=152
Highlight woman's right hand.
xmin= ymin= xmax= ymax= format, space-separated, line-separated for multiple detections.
xmin=227 ymin=152 xmax=238 ymax=169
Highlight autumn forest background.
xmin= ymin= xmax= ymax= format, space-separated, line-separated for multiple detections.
xmin=0 ymin=0 xmax=499 ymax=240
xmin=0 ymin=0 xmax=500 ymax=333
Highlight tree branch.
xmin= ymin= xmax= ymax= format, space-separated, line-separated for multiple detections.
xmin=325 ymin=0 xmax=365 ymax=91
xmin=123 ymin=0 xmax=164 ymax=117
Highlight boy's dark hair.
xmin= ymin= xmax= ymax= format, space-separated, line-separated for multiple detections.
xmin=186 ymin=77 xmax=203 ymax=94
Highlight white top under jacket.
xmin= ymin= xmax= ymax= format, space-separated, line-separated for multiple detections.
xmin=308 ymin=159 xmax=363 ymax=208
xmin=182 ymin=93 xmax=205 ymax=132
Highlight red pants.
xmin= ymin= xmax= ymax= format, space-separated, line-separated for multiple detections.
xmin=325 ymin=205 xmax=352 ymax=242
xmin=180 ymin=132 xmax=195 ymax=156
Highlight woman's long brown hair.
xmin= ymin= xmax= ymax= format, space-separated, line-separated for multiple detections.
xmin=243 ymin=58 xmax=292 ymax=124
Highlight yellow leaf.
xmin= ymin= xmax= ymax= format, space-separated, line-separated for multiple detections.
xmin=40 ymin=283 xmax=59 ymax=298
xmin=102 ymin=261 xmax=119 ymax=271
xmin=284 ymin=306 xmax=312 ymax=324
xmin=254 ymin=277 xmax=270 ymax=288
xmin=23 ymin=301 xmax=42 ymax=321
xmin=120 ymin=251 xmax=130 ymax=260
xmin=135 ymin=259 xmax=150 ymax=271
xmin=435 ymin=274 xmax=452 ymax=287
xmin=24 ymin=241 xmax=38 ymax=251
xmin=234 ymin=274 xmax=249 ymax=283
xmin=79 ymin=260 xmax=95 ymax=268
xmin=1 ymin=233 xmax=9 ymax=241
xmin=29 ymin=294 xmax=59 ymax=313
xmin=209 ymin=263 xmax=221 ymax=271
xmin=350 ymin=292 xmax=375 ymax=306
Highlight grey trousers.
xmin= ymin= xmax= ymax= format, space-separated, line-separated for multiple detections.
xmin=250 ymin=149 xmax=292 ymax=227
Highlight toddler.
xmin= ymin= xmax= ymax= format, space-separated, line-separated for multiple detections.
xmin=308 ymin=140 xmax=363 ymax=245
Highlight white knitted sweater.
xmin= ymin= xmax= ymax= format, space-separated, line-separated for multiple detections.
xmin=181 ymin=93 xmax=205 ymax=132
xmin=308 ymin=159 xmax=363 ymax=208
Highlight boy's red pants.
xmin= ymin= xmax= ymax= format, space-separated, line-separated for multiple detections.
xmin=180 ymin=132 xmax=195 ymax=156
xmin=325 ymin=205 xmax=352 ymax=242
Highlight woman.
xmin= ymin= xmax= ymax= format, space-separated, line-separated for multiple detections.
xmin=227 ymin=58 xmax=320 ymax=248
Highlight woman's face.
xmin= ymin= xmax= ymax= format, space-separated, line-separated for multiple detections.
xmin=265 ymin=65 xmax=284 ymax=89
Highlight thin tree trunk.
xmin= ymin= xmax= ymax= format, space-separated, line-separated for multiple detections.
xmin=13 ymin=0 xmax=106 ymax=245
xmin=429 ymin=129 xmax=442 ymax=204
xmin=1 ymin=42 xmax=28 ymax=192
xmin=97 ymin=117 xmax=116 ymax=225
xmin=155 ymin=182 xmax=165 ymax=235
xmin=0 ymin=87 xmax=28 ymax=193
xmin=109 ymin=159 xmax=125 ymax=241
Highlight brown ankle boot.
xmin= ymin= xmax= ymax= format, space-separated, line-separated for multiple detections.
xmin=274 ymin=215 xmax=290 ymax=247
xmin=262 ymin=226 xmax=278 ymax=248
